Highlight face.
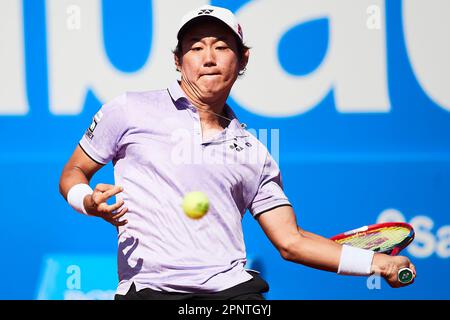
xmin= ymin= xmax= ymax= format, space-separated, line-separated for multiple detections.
xmin=175 ymin=20 xmax=248 ymax=103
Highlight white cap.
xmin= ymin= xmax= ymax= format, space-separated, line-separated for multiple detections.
xmin=177 ymin=5 xmax=244 ymax=44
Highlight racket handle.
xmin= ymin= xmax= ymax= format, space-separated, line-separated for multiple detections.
xmin=398 ymin=267 xmax=414 ymax=284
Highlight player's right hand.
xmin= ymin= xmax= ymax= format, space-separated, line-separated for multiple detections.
xmin=372 ymin=253 xmax=416 ymax=288
xmin=83 ymin=183 xmax=128 ymax=226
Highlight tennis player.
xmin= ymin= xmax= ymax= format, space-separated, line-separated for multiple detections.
xmin=59 ymin=5 xmax=416 ymax=300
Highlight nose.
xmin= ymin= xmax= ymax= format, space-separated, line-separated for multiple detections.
xmin=203 ymin=47 xmax=216 ymax=67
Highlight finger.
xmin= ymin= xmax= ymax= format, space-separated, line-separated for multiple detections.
xmin=103 ymin=207 xmax=128 ymax=225
xmin=111 ymin=207 xmax=128 ymax=220
xmin=98 ymin=200 xmax=125 ymax=214
xmin=111 ymin=217 xmax=128 ymax=227
xmin=91 ymin=187 xmax=116 ymax=206
xmin=91 ymin=191 xmax=103 ymax=207
xmin=409 ymin=263 xmax=417 ymax=277
xmin=389 ymin=274 xmax=400 ymax=288
xmin=95 ymin=183 xmax=116 ymax=192
xmin=96 ymin=186 xmax=124 ymax=203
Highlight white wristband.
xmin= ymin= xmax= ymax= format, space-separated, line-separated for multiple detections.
xmin=338 ymin=244 xmax=374 ymax=276
xmin=67 ymin=183 xmax=94 ymax=215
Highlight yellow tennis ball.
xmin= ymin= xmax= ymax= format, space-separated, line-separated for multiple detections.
xmin=182 ymin=191 xmax=209 ymax=219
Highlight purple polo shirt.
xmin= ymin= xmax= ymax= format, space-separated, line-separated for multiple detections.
xmin=79 ymin=81 xmax=291 ymax=294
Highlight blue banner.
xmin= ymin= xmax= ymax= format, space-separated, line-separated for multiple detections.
xmin=1 ymin=0 xmax=448 ymax=299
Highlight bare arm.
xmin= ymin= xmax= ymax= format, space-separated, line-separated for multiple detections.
xmin=256 ymin=205 xmax=342 ymax=272
xmin=59 ymin=145 xmax=103 ymax=199
xmin=59 ymin=145 xmax=128 ymax=226
xmin=256 ymin=205 xmax=416 ymax=287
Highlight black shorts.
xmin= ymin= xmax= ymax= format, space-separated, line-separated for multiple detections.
xmin=114 ymin=271 xmax=269 ymax=300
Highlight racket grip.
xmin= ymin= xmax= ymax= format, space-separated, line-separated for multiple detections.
xmin=398 ymin=267 xmax=414 ymax=284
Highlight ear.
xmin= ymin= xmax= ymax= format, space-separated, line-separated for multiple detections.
xmin=174 ymin=53 xmax=182 ymax=72
xmin=239 ymin=48 xmax=250 ymax=72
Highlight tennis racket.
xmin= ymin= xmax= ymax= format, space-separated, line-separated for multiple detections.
xmin=330 ymin=222 xmax=415 ymax=284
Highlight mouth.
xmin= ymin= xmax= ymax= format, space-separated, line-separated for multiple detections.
xmin=201 ymin=73 xmax=221 ymax=77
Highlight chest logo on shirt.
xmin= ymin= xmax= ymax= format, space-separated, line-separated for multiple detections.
xmin=229 ymin=142 xmax=243 ymax=152
xmin=229 ymin=139 xmax=252 ymax=152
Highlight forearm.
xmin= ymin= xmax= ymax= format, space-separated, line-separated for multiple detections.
xmin=59 ymin=146 xmax=125 ymax=218
xmin=298 ymin=227 xmax=337 ymax=245
xmin=287 ymin=228 xmax=379 ymax=275
xmin=59 ymin=165 xmax=90 ymax=200
xmin=283 ymin=233 xmax=343 ymax=273
xmin=258 ymin=206 xmax=343 ymax=272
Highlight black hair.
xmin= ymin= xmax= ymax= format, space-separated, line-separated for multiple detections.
xmin=173 ymin=17 xmax=250 ymax=76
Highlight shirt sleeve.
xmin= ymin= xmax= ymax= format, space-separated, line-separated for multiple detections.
xmin=248 ymin=152 xmax=291 ymax=218
xmin=78 ymin=93 xmax=127 ymax=164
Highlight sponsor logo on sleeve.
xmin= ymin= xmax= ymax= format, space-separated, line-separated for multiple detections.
xmin=85 ymin=110 xmax=103 ymax=140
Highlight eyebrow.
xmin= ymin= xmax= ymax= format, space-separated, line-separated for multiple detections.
xmin=187 ymin=36 xmax=229 ymax=43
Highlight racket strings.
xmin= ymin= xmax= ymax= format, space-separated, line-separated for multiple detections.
xmin=336 ymin=226 xmax=411 ymax=252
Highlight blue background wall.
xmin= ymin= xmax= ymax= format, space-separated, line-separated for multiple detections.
xmin=0 ymin=0 xmax=448 ymax=299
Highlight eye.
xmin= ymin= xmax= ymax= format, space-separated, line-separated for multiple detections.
xmin=216 ymin=46 xmax=229 ymax=50
xmin=191 ymin=46 xmax=202 ymax=51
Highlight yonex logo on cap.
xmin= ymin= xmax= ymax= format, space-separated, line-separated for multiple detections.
xmin=177 ymin=5 xmax=244 ymax=44
xmin=198 ymin=9 xmax=214 ymax=15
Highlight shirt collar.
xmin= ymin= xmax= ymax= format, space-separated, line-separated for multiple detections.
xmin=167 ymin=80 xmax=191 ymax=109
xmin=224 ymin=105 xmax=248 ymax=138
xmin=167 ymin=80 xmax=249 ymax=139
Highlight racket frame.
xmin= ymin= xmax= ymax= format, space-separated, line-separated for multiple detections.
xmin=331 ymin=222 xmax=415 ymax=256
xmin=331 ymin=222 xmax=416 ymax=284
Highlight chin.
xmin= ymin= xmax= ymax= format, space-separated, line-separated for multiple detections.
xmin=199 ymin=84 xmax=223 ymax=95
xmin=200 ymin=81 xmax=231 ymax=95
